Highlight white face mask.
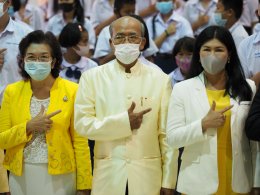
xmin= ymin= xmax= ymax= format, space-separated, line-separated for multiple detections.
xmin=200 ymin=54 xmax=227 ymax=75
xmin=73 ymin=45 xmax=89 ymax=57
xmin=0 ymin=0 xmax=7 ymax=18
xmin=113 ymin=43 xmax=140 ymax=65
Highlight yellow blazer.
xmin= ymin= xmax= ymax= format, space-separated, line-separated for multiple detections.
xmin=0 ymin=149 xmax=9 ymax=193
xmin=0 ymin=77 xmax=92 ymax=190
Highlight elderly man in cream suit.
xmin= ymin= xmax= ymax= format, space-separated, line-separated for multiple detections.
xmin=0 ymin=149 xmax=9 ymax=194
xmin=74 ymin=16 xmax=177 ymax=195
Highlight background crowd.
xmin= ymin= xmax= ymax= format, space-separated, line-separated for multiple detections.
xmin=0 ymin=0 xmax=260 ymax=195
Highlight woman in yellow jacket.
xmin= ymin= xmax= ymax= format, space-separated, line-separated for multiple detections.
xmin=0 ymin=30 xmax=92 ymax=195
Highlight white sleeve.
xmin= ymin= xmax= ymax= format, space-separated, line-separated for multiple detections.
xmin=84 ymin=18 xmax=96 ymax=50
xmin=93 ymin=27 xmax=112 ymax=58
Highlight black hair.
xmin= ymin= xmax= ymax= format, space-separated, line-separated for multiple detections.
xmin=129 ymin=14 xmax=149 ymax=51
xmin=59 ymin=22 xmax=87 ymax=48
xmin=114 ymin=0 xmax=136 ymax=15
xmin=221 ymin=0 xmax=243 ymax=19
xmin=59 ymin=0 xmax=85 ymax=24
xmin=187 ymin=26 xmax=252 ymax=102
xmin=172 ymin=36 xmax=195 ymax=57
xmin=18 ymin=30 xmax=62 ymax=80
xmin=12 ymin=0 xmax=28 ymax=12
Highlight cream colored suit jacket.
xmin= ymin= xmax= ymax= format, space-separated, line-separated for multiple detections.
xmin=167 ymin=73 xmax=260 ymax=195
xmin=75 ymin=60 xmax=177 ymax=195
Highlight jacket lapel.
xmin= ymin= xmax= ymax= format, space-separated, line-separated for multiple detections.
xmin=194 ymin=73 xmax=211 ymax=114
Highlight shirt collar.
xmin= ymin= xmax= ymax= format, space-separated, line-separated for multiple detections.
xmin=25 ymin=4 xmax=33 ymax=12
xmin=253 ymin=32 xmax=260 ymax=44
xmin=62 ymin=57 xmax=87 ymax=69
xmin=229 ymin=21 xmax=240 ymax=33
xmin=2 ymin=17 xmax=15 ymax=34
xmin=155 ymin=11 xmax=181 ymax=24
xmin=172 ymin=67 xmax=185 ymax=82
xmin=115 ymin=59 xmax=142 ymax=76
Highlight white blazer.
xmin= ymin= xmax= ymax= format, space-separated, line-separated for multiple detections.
xmin=166 ymin=73 xmax=260 ymax=195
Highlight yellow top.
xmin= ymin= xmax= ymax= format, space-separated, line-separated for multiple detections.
xmin=206 ymin=89 xmax=248 ymax=195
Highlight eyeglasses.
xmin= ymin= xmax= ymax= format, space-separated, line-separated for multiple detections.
xmin=25 ymin=54 xmax=52 ymax=62
xmin=112 ymin=35 xmax=142 ymax=45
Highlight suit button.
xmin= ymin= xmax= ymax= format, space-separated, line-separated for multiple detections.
xmin=127 ymin=95 xmax=131 ymax=99
xmin=126 ymin=159 xmax=131 ymax=163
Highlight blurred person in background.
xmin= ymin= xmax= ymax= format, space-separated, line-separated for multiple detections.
xmin=47 ymin=0 xmax=96 ymax=54
xmin=146 ymin=0 xmax=193 ymax=74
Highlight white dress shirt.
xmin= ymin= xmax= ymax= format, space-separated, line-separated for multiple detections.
xmin=14 ymin=4 xmax=45 ymax=30
xmin=168 ymin=67 xmax=184 ymax=87
xmin=0 ymin=18 xmax=32 ymax=103
xmin=84 ymin=0 xmax=96 ymax=18
xmin=60 ymin=57 xmax=98 ymax=83
xmin=182 ymin=0 xmax=217 ymax=36
xmin=239 ymin=0 xmax=259 ymax=28
xmin=229 ymin=21 xmax=249 ymax=48
xmin=90 ymin=0 xmax=113 ymax=28
xmin=238 ymin=32 xmax=260 ymax=78
xmin=146 ymin=11 xmax=193 ymax=54
xmin=47 ymin=13 xmax=96 ymax=49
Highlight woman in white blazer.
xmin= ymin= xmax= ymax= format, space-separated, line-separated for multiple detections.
xmin=166 ymin=26 xmax=259 ymax=195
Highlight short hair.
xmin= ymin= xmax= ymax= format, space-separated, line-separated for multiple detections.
xmin=114 ymin=0 xmax=136 ymax=14
xmin=109 ymin=17 xmax=145 ymax=37
xmin=187 ymin=26 xmax=252 ymax=102
xmin=172 ymin=36 xmax=195 ymax=57
xmin=59 ymin=22 xmax=87 ymax=48
xmin=221 ymin=0 xmax=243 ymax=19
xmin=129 ymin=14 xmax=149 ymax=51
xmin=18 ymin=30 xmax=62 ymax=80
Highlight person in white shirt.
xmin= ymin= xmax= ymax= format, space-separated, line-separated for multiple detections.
xmin=91 ymin=0 xmax=115 ymax=36
xmin=238 ymin=0 xmax=260 ymax=89
xmin=47 ymin=0 xmax=96 ymax=52
xmin=0 ymin=0 xmax=31 ymax=194
xmin=13 ymin=0 xmax=45 ymax=30
xmin=240 ymin=0 xmax=259 ymax=35
xmin=0 ymin=0 xmax=32 ymax=103
xmin=83 ymin=0 xmax=95 ymax=19
xmin=213 ymin=0 xmax=248 ymax=48
xmin=59 ymin=22 xmax=98 ymax=83
xmin=182 ymin=0 xmax=217 ymax=36
xmin=169 ymin=36 xmax=195 ymax=87
xmin=146 ymin=0 xmax=193 ymax=74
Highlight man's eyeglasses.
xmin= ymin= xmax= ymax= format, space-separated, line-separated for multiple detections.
xmin=112 ymin=35 xmax=142 ymax=45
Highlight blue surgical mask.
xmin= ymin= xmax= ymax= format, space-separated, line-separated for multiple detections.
xmin=8 ymin=6 xmax=14 ymax=17
xmin=25 ymin=61 xmax=52 ymax=81
xmin=156 ymin=1 xmax=174 ymax=15
xmin=214 ymin=12 xmax=227 ymax=27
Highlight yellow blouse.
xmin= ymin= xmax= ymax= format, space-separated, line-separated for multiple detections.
xmin=206 ymin=89 xmax=248 ymax=195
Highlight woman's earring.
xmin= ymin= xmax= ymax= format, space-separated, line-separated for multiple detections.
xmin=227 ymin=57 xmax=230 ymax=63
